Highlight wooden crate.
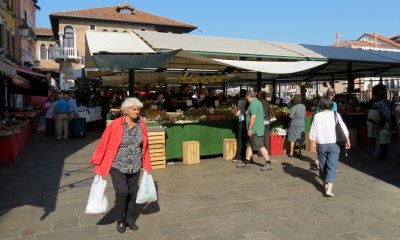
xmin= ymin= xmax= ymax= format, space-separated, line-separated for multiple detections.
xmin=148 ymin=131 xmax=166 ymax=169
xmin=305 ymin=132 xmax=312 ymax=152
xmin=182 ymin=141 xmax=200 ymax=165
xmin=223 ymin=139 xmax=237 ymax=160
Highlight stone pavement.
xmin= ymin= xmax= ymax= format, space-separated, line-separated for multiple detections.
xmin=0 ymin=128 xmax=400 ymax=240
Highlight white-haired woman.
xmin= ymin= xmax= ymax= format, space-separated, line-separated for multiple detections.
xmin=90 ymin=97 xmax=152 ymax=233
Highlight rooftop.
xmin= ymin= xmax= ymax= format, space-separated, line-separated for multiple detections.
xmin=49 ymin=4 xmax=197 ymax=30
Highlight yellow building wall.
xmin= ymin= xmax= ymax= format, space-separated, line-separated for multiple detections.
xmin=1 ymin=1 xmax=16 ymax=56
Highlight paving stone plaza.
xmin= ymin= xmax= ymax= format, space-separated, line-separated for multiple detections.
xmin=0 ymin=129 xmax=399 ymax=240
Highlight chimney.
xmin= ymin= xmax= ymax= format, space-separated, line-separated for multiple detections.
xmin=374 ymin=33 xmax=378 ymax=48
xmin=336 ymin=32 xmax=341 ymax=46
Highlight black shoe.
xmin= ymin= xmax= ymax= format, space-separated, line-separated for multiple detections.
xmin=116 ymin=221 xmax=126 ymax=233
xmin=260 ymin=162 xmax=273 ymax=171
xmin=126 ymin=222 xmax=139 ymax=231
xmin=236 ymin=162 xmax=251 ymax=169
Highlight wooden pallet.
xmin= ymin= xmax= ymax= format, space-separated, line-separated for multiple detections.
xmin=148 ymin=131 xmax=166 ymax=169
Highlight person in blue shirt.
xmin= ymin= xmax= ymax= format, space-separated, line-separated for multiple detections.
xmin=54 ymin=93 xmax=70 ymax=140
xmin=316 ymin=88 xmax=337 ymax=112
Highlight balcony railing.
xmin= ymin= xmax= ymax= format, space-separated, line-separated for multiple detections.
xmin=54 ymin=47 xmax=80 ymax=61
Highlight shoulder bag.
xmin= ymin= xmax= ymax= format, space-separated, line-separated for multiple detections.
xmin=334 ymin=112 xmax=347 ymax=145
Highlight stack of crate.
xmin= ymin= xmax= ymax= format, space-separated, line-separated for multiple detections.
xmin=148 ymin=131 xmax=166 ymax=169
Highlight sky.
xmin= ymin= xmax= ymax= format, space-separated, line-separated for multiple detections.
xmin=36 ymin=0 xmax=400 ymax=46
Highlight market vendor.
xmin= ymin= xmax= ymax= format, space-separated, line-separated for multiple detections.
xmin=172 ymin=83 xmax=193 ymax=111
xmin=203 ymin=88 xmax=218 ymax=108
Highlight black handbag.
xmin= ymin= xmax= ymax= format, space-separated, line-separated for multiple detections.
xmin=334 ymin=112 xmax=347 ymax=145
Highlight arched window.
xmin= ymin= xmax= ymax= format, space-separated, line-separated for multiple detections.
xmin=112 ymin=30 xmax=118 ymax=32
xmin=102 ymin=29 xmax=108 ymax=32
xmin=48 ymin=44 xmax=55 ymax=60
xmin=40 ymin=44 xmax=47 ymax=60
xmin=63 ymin=26 xmax=74 ymax=48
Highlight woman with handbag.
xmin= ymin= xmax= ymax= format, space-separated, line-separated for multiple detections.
xmin=90 ymin=97 xmax=152 ymax=233
xmin=309 ymin=96 xmax=350 ymax=197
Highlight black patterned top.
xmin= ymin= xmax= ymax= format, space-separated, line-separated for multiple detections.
xmin=112 ymin=119 xmax=143 ymax=174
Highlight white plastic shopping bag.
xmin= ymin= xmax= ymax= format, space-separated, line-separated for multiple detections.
xmin=85 ymin=175 xmax=108 ymax=214
xmin=136 ymin=171 xmax=157 ymax=204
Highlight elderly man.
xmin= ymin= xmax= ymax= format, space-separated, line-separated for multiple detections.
xmin=54 ymin=93 xmax=69 ymax=140
xmin=237 ymin=90 xmax=273 ymax=171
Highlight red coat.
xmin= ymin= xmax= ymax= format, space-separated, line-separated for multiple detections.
xmin=90 ymin=116 xmax=152 ymax=176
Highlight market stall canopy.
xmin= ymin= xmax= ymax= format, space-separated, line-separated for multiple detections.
xmin=0 ymin=57 xmax=17 ymax=77
xmin=85 ymin=31 xmax=400 ymax=84
xmin=275 ymin=44 xmax=400 ymax=81
xmin=211 ymin=59 xmax=327 ymax=74
xmin=13 ymin=67 xmax=50 ymax=96
xmin=133 ymin=30 xmax=326 ymax=60
xmin=86 ymin=31 xmax=155 ymax=55
xmin=93 ymin=49 xmax=227 ymax=72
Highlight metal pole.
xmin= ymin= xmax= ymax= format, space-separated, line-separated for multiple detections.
xmin=128 ymin=69 xmax=135 ymax=97
xmin=256 ymin=72 xmax=262 ymax=93
xmin=347 ymin=62 xmax=354 ymax=95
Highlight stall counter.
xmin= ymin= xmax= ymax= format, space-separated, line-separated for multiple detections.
xmin=164 ymin=120 xmax=235 ymax=160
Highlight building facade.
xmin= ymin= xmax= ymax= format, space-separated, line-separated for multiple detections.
xmin=335 ymin=32 xmax=400 ymax=93
xmin=35 ymin=4 xmax=197 ymax=89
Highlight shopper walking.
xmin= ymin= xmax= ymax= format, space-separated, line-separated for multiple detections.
xmin=367 ymin=84 xmax=391 ymax=160
xmin=309 ymin=96 xmax=350 ymax=197
xmin=287 ymin=94 xmax=306 ymax=157
xmin=90 ymin=97 xmax=152 ymax=233
xmin=232 ymin=89 xmax=247 ymax=163
xmin=236 ymin=90 xmax=273 ymax=171
xmin=44 ymin=96 xmax=56 ymax=137
xmin=311 ymin=88 xmax=337 ymax=170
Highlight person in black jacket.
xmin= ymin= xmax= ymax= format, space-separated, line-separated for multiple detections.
xmin=258 ymin=91 xmax=271 ymax=151
xmin=232 ymin=89 xmax=248 ymax=162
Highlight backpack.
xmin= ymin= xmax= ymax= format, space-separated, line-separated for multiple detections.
xmin=367 ymin=106 xmax=380 ymax=125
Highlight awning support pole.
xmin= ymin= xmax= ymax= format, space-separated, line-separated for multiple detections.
xmin=272 ymin=79 xmax=276 ymax=99
xmin=347 ymin=62 xmax=354 ymax=95
xmin=223 ymin=82 xmax=226 ymax=97
xmin=256 ymin=72 xmax=262 ymax=93
xmin=128 ymin=69 xmax=135 ymax=97
xmin=330 ymin=75 xmax=335 ymax=89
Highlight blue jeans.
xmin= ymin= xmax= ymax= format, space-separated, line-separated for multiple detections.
xmin=317 ymin=143 xmax=340 ymax=183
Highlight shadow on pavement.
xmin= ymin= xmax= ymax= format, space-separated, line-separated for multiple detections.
xmin=340 ymin=142 xmax=400 ymax=188
xmin=281 ymin=162 xmax=323 ymax=193
xmin=0 ymin=128 xmax=102 ymax=220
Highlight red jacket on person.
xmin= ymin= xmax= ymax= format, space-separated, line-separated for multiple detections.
xmin=90 ymin=116 xmax=152 ymax=176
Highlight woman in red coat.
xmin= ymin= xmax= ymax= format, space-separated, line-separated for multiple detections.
xmin=90 ymin=97 xmax=152 ymax=233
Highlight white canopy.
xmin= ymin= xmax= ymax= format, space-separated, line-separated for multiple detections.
xmin=86 ymin=31 xmax=155 ymax=55
xmin=134 ymin=31 xmax=326 ymax=60
xmin=212 ymin=59 xmax=327 ymax=74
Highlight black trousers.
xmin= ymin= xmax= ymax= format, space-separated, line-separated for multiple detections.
xmin=109 ymin=167 xmax=140 ymax=224
xmin=233 ymin=121 xmax=247 ymax=160
xmin=45 ymin=118 xmax=55 ymax=136
xmin=263 ymin=124 xmax=270 ymax=151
